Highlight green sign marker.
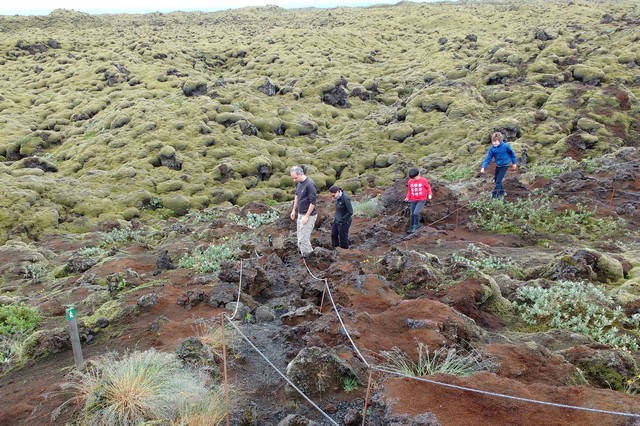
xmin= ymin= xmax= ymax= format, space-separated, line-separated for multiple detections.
xmin=66 ymin=307 xmax=76 ymax=321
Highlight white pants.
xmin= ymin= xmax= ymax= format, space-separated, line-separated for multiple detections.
xmin=296 ymin=214 xmax=317 ymax=255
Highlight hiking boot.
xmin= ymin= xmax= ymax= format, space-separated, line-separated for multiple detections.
xmin=407 ymin=224 xmax=418 ymax=234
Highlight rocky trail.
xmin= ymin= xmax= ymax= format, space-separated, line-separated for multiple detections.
xmin=1 ymin=152 xmax=640 ymax=425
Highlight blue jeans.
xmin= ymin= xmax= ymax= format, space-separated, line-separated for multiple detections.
xmin=492 ymin=166 xmax=509 ymax=198
xmin=410 ymin=201 xmax=426 ymax=227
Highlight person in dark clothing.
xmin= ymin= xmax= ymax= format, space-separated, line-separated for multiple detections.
xmin=329 ymin=185 xmax=353 ymax=249
xmin=289 ymin=165 xmax=317 ymax=255
xmin=480 ymin=131 xmax=518 ymax=198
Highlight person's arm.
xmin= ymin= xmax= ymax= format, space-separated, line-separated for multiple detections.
xmin=480 ymin=148 xmax=494 ymax=173
xmin=302 ymin=202 xmax=315 ymax=225
xmin=424 ymin=179 xmax=433 ymax=200
xmin=290 ymin=195 xmax=298 ymax=220
xmin=508 ymin=146 xmax=518 ymax=170
xmin=301 ymin=182 xmax=317 ymax=225
xmin=343 ymin=196 xmax=354 ymax=222
xmin=405 ymin=182 xmax=411 ymax=201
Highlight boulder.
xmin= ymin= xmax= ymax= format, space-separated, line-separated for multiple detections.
xmin=258 ymin=78 xmax=278 ymax=96
xmin=137 ymin=293 xmax=158 ymax=308
xmin=65 ymin=256 xmax=96 ymax=274
xmin=563 ymin=345 xmax=637 ymax=391
xmin=546 ymin=249 xmax=624 ymax=283
xmin=225 ymin=301 xmax=249 ymax=321
xmin=158 ymin=145 xmax=182 ymax=170
xmin=175 ymin=336 xmax=215 ymax=367
xmin=321 ymin=76 xmax=350 ymax=108
xmin=255 ymin=305 xmax=275 ymax=322
xmin=277 ymin=415 xmax=320 ymax=426
xmin=208 ymin=281 xmax=238 ymax=307
xmin=176 ymin=288 xmax=205 ymax=309
xmin=285 ymin=346 xmax=358 ymax=396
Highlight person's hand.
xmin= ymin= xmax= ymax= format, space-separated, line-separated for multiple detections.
xmin=404 ymin=198 xmax=409 ymax=202
xmin=290 ymin=210 xmax=296 ymax=220
xmin=428 ymin=194 xmax=432 ymax=200
xmin=301 ymin=215 xmax=309 ymax=225
xmin=512 ymin=164 xmax=518 ymax=171
xmin=480 ymin=168 xmax=485 ymax=174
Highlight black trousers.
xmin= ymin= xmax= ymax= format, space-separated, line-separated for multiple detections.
xmin=331 ymin=219 xmax=351 ymax=249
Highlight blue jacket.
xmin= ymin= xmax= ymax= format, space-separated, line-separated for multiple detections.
xmin=482 ymin=141 xmax=517 ymax=169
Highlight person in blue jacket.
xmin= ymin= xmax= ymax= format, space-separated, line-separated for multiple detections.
xmin=480 ymin=132 xmax=518 ymax=198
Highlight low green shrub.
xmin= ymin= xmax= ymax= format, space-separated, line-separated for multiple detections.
xmin=77 ymin=247 xmax=109 ymax=258
xmin=186 ymin=209 xmax=224 ymax=225
xmin=0 ymin=303 xmax=41 ymax=336
xmin=450 ymin=243 xmax=515 ymax=272
xmin=342 ymin=376 xmax=359 ymax=393
xmin=0 ymin=303 xmax=41 ymax=366
xmin=527 ymin=158 xmax=578 ymax=178
xmin=513 ymin=280 xmax=640 ymax=351
xmin=353 ymin=196 xmax=382 ymax=218
xmin=380 ymin=343 xmax=495 ymax=377
xmin=101 ymin=227 xmax=143 ymax=246
xmin=441 ymin=166 xmax=472 ymax=181
xmin=468 ymin=193 xmax=623 ymax=238
xmin=228 ymin=210 xmax=279 ymax=229
xmin=178 ymin=239 xmax=239 ymax=273
xmin=22 ymin=263 xmax=47 ymax=281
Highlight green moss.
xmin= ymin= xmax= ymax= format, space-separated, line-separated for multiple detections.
xmin=159 ymin=195 xmax=190 ymax=216
xmin=388 ymin=124 xmax=414 ymax=142
xmin=84 ymin=299 xmax=136 ymax=328
xmin=572 ymin=65 xmax=605 ymax=85
xmin=582 ymin=362 xmax=625 ymax=391
xmin=576 ymin=117 xmax=603 ymax=133
xmin=156 ymin=180 xmax=183 ymax=194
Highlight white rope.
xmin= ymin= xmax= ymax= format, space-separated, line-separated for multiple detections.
xmin=223 ymin=314 xmax=339 ymax=426
xmin=302 ymin=259 xmax=370 ymax=366
xmin=302 ymin=260 xmax=640 ymax=420
xmin=221 ymin=208 xmax=640 ymax=421
xmin=323 ymin=281 xmax=370 ymax=367
xmin=227 ymin=259 xmax=244 ymax=321
xmin=371 ymin=366 xmax=640 ymax=418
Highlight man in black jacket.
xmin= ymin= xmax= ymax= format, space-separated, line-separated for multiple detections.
xmin=329 ymin=185 xmax=353 ymax=250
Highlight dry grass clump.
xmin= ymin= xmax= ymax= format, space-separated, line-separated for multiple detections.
xmin=61 ymin=349 xmax=226 ymax=425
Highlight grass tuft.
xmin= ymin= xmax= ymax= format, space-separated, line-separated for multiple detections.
xmin=380 ymin=343 xmax=495 ymax=378
xmin=62 ymin=349 xmax=227 ymax=425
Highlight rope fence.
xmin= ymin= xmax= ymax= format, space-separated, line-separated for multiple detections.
xmin=215 ymin=254 xmax=640 ymax=425
xmin=222 ymin=312 xmax=340 ymax=425
xmin=216 ymin=159 xmax=640 ymax=423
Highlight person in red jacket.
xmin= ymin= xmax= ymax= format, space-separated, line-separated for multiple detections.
xmin=404 ymin=168 xmax=433 ymax=234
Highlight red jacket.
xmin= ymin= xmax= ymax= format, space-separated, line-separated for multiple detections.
xmin=406 ymin=176 xmax=432 ymax=201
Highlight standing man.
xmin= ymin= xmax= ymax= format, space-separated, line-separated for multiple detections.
xmin=329 ymin=185 xmax=353 ymax=250
xmin=480 ymin=131 xmax=518 ymax=198
xmin=290 ymin=166 xmax=317 ymax=256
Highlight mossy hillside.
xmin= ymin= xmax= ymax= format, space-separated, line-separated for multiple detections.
xmin=0 ymin=1 xmax=639 ymax=242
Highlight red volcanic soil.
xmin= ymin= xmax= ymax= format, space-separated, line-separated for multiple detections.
xmin=1 ymin=162 xmax=640 ymax=425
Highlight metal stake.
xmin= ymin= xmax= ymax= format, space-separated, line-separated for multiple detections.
xmin=65 ymin=306 xmax=85 ymax=370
